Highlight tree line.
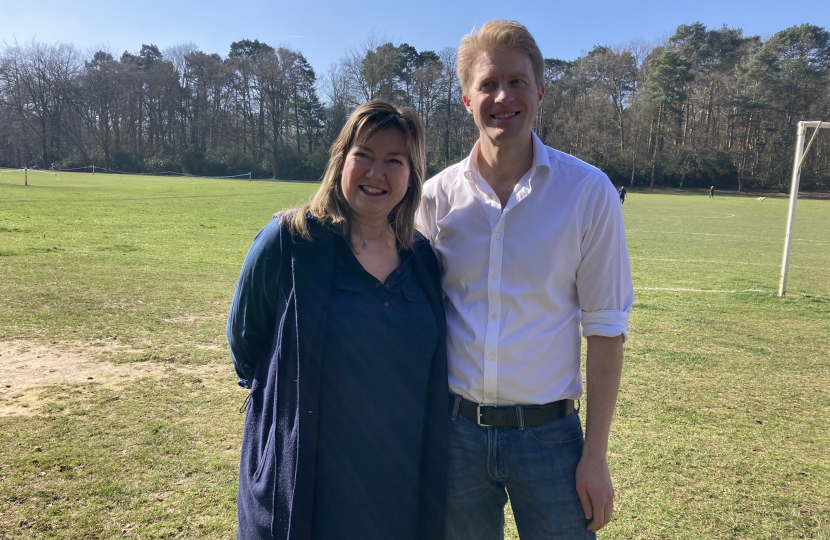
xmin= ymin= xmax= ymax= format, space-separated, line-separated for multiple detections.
xmin=1 ymin=22 xmax=828 ymax=190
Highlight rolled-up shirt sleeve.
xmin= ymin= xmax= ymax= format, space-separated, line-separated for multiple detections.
xmin=227 ymin=218 xmax=283 ymax=387
xmin=576 ymin=175 xmax=634 ymax=342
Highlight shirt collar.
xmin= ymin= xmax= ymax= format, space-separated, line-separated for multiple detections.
xmin=463 ymin=131 xmax=551 ymax=184
xmin=530 ymin=131 xmax=552 ymax=179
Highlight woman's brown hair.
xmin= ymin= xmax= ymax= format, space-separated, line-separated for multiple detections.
xmin=287 ymin=100 xmax=426 ymax=250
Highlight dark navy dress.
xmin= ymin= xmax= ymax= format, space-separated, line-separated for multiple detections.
xmin=311 ymin=237 xmax=439 ymax=540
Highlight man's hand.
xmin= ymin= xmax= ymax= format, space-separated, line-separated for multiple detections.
xmin=575 ymin=450 xmax=614 ymax=532
xmin=580 ymin=334 xmax=624 ymax=532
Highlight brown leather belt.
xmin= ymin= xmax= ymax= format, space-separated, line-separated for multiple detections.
xmin=452 ymin=395 xmax=575 ymax=428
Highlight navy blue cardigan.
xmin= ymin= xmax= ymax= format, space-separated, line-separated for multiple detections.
xmin=227 ymin=215 xmax=448 ymax=540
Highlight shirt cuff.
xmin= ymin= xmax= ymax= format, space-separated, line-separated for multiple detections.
xmin=581 ymin=310 xmax=630 ymax=342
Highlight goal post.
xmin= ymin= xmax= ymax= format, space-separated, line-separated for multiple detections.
xmin=779 ymin=120 xmax=830 ymax=296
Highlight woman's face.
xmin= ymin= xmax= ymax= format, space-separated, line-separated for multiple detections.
xmin=341 ymin=127 xmax=411 ymax=226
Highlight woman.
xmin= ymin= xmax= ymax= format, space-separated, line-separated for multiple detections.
xmin=227 ymin=101 xmax=447 ymax=540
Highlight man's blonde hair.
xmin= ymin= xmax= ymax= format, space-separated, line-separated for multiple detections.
xmin=457 ymin=20 xmax=544 ymax=94
xmin=287 ymin=100 xmax=425 ymax=250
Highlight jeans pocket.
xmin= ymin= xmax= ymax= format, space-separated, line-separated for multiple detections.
xmin=527 ymin=412 xmax=584 ymax=447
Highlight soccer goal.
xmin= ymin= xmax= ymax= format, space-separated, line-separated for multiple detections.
xmin=0 ymin=167 xmax=59 ymax=186
xmin=779 ymin=120 xmax=830 ymax=296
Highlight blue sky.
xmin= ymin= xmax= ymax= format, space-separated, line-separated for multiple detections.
xmin=2 ymin=0 xmax=828 ymax=73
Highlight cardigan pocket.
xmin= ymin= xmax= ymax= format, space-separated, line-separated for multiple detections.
xmin=245 ymin=367 xmax=277 ymax=483
xmin=252 ymin=420 xmax=276 ymax=482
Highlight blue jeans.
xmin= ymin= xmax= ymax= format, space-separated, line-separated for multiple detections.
xmin=447 ymin=398 xmax=595 ymax=540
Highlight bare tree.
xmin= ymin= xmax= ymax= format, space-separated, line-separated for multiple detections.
xmin=0 ymin=40 xmax=81 ymax=167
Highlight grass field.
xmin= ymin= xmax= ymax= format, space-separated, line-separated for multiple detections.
xmin=1 ymin=171 xmax=828 ymax=539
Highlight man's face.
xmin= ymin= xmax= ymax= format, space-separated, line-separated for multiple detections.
xmin=462 ymin=48 xmax=545 ymax=147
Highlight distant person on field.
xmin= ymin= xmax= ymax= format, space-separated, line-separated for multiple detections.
xmin=709 ymin=186 xmax=715 ymax=198
xmin=417 ymin=19 xmax=633 ymax=539
xmin=619 ymin=185 xmax=626 ymax=204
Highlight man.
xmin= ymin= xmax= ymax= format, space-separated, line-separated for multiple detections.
xmin=709 ymin=186 xmax=715 ymax=198
xmin=619 ymin=185 xmax=627 ymax=204
xmin=417 ymin=20 xmax=633 ymax=539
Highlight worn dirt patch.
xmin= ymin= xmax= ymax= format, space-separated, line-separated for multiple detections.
xmin=0 ymin=342 xmax=226 ymax=417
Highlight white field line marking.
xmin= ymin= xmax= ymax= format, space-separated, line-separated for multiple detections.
xmin=628 ymin=230 xmax=830 ymax=246
xmin=638 ymin=210 xmax=737 ymax=218
xmin=636 ymin=287 xmax=826 ymax=299
xmin=629 ymin=257 xmax=828 ymax=271
xmin=628 ymin=230 xmax=766 ymax=239
xmin=636 ymin=287 xmax=768 ymax=294
xmin=0 ymin=248 xmax=242 ymax=266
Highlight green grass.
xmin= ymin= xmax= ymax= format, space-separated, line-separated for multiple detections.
xmin=606 ymin=191 xmax=830 ymax=540
xmin=1 ymin=173 xmax=828 ymax=539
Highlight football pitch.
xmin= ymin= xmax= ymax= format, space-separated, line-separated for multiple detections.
xmin=1 ymin=172 xmax=828 ymax=539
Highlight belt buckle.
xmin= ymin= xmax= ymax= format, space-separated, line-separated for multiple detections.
xmin=476 ymin=404 xmax=493 ymax=427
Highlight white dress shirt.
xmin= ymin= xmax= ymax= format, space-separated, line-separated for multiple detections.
xmin=417 ymin=132 xmax=634 ymax=406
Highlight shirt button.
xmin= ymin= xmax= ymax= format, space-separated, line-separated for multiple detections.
xmin=395 ymin=270 xmax=400 ymax=275
xmin=375 ymin=282 xmax=381 ymax=288
xmin=491 ymin=313 xmax=497 ymax=320
xmin=487 ymin=354 xmax=494 ymax=360
xmin=385 ymin=284 xmax=390 ymax=289
xmin=494 ymin=233 xmax=500 ymax=238
xmin=492 ymin=273 xmax=497 ymax=280
xmin=384 ymin=302 xmax=389 ymax=307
